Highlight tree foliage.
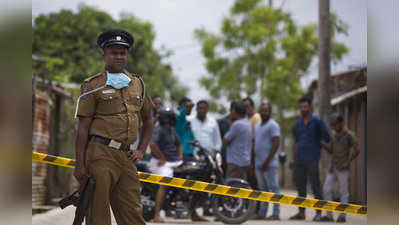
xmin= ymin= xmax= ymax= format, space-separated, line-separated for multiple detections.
xmin=195 ymin=0 xmax=349 ymax=112
xmin=32 ymin=4 xmax=187 ymax=102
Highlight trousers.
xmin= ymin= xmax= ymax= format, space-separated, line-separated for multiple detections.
xmin=85 ymin=140 xmax=145 ymax=225
xmin=294 ymin=160 xmax=323 ymax=214
xmin=255 ymin=167 xmax=280 ymax=216
xmin=323 ymin=168 xmax=349 ymax=217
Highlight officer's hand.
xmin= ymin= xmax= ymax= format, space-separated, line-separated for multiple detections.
xmin=128 ymin=150 xmax=144 ymax=164
xmin=74 ymin=165 xmax=86 ymax=184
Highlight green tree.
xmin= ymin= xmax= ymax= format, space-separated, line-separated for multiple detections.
xmin=32 ymin=4 xmax=187 ymax=102
xmin=195 ymin=0 xmax=348 ymax=145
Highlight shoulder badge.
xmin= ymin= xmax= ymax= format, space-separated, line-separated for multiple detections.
xmin=81 ymin=86 xmax=89 ymax=99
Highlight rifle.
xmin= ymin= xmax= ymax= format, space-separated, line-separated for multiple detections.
xmin=59 ymin=174 xmax=96 ymax=225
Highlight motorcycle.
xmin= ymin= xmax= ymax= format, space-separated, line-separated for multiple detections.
xmin=138 ymin=140 xmax=256 ymax=224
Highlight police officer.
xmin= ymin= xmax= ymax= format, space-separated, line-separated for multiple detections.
xmin=74 ymin=29 xmax=153 ymax=225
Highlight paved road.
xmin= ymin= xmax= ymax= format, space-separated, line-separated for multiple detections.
xmin=32 ymin=190 xmax=367 ymax=225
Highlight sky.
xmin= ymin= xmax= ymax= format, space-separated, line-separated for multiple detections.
xmin=32 ymin=0 xmax=367 ymax=106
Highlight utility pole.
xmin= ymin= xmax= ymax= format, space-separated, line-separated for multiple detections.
xmin=318 ymin=0 xmax=331 ymax=181
xmin=269 ymin=0 xmax=273 ymax=6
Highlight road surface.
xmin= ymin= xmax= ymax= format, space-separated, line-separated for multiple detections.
xmin=32 ymin=190 xmax=367 ymax=225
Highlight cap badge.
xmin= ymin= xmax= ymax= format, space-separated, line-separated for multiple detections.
xmin=116 ymin=36 xmax=121 ymax=41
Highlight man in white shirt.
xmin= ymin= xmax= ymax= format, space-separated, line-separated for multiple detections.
xmin=190 ymin=100 xmax=222 ymax=217
xmin=190 ymin=100 xmax=222 ymax=156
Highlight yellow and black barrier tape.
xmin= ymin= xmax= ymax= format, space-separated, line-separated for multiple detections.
xmin=32 ymin=152 xmax=367 ymax=216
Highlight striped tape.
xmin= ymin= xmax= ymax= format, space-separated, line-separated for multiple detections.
xmin=32 ymin=152 xmax=367 ymax=216
xmin=32 ymin=151 xmax=76 ymax=168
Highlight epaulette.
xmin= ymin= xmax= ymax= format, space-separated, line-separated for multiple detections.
xmin=132 ymin=73 xmax=146 ymax=98
xmin=83 ymin=72 xmax=103 ymax=83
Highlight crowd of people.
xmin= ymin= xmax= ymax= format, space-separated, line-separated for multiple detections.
xmin=72 ymin=29 xmax=361 ymax=225
xmin=147 ymin=94 xmax=360 ymax=223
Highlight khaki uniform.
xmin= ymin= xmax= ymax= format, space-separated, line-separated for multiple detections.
xmin=77 ymin=69 xmax=153 ymax=225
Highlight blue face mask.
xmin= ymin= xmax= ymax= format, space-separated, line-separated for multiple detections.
xmin=106 ymin=72 xmax=131 ymax=89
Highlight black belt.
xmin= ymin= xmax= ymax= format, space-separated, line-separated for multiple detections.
xmin=92 ymin=136 xmax=131 ymax=151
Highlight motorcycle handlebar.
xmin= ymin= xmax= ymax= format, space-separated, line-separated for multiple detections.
xmin=188 ymin=140 xmax=220 ymax=161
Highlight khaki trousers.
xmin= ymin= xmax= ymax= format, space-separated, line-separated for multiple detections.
xmin=85 ymin=140 xmax=145 ymax=225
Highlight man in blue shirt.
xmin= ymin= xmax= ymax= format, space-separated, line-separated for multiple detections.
xmin=173 ymin=97 xmax=195 ymax=161
xmin=253 ymin=103 xmax=281 ymax=220
xmin=223 ymin=101 xmax=252 ymax=180
xmin=289 ymin=96 xmax=331 ymax=221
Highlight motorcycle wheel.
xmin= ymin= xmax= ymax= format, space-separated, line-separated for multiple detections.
xmin=142 ymin=204 xmax=155 ymax=222
xmin=212 ymin=181 xmax=256 ymax=224
xmin=140 ymin=183 xmax=156 ymax=221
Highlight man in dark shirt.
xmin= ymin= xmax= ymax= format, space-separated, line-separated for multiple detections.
xmin=149 ymin=108 xmax=183 ymax=223
xmin=289 ymin=96 xmax=331 ymax=221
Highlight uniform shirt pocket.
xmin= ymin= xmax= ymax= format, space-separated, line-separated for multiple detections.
xmin=96 ymin=91 xmax=125 ymax=115
xmin=127 ymin=95 xmax=144 ymax=112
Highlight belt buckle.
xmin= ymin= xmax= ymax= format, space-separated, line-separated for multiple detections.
xmin=109 ymin=139 xmax=122 ymax=149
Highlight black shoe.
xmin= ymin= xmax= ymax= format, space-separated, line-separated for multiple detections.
xmin=320 ymin=215 xmax=334 ymax=222
xmin=336 ymin=215 xmax=346 ymax=223
xmin=289 ymin=212 xmax=305 ymax=220
xmin=265 ymin=215 xmax=280 ymax=220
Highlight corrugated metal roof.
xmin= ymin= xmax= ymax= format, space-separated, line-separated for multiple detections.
xmin=331 ymin=86 xmax=367 ymax=105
